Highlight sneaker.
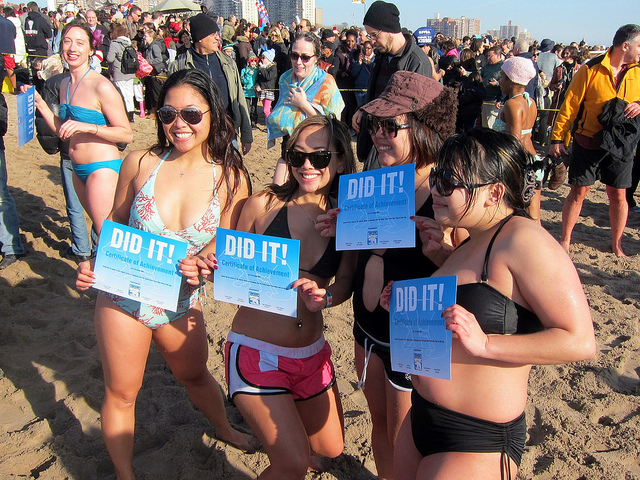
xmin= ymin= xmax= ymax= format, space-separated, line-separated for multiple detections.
xmin=64 ymin=248 xmax=92 ymax=262
xmin=548 ymin=163 xmax=567 ymax=190
xmin=0 ymin=253 xmax=25 ymax=270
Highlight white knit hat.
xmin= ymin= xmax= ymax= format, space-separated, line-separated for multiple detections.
xmin=501 ymin=56 xmax=536 ymax=86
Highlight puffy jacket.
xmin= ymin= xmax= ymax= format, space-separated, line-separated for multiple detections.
xmin=551 ymin=51 xmax=640 ymax=142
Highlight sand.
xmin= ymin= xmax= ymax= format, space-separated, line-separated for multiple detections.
xmin=1 ymin=92 xmax=639 ymax=479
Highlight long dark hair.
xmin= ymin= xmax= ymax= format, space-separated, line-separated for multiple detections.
xmin=437 ymin=128 xmax=531 ymax=218
xmin=148 ymin=69 xmax=251 ymax=212
xmin=267 ymin=115 xmax=356 ymax=203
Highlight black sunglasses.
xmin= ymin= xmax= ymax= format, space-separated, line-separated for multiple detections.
xmin=429 ymin=168 xmax=492 ymax=196
xmin=367 ymin=115 xmax=410 ymax=138
xmin=157 ymin=106 xmax=210 ymax=125
xmin=289 ymin=52 xmax=316 ymax=63
xmin=286 ymin=149 xmax=339 ymax=169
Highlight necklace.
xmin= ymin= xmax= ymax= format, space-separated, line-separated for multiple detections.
xmin=292 ymin=197 xmax=325 ymax=225
xmin=175 ymin=157 xmax=207 ymax=178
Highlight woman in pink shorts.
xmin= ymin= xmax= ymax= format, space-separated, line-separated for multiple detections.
xmin=216 ymin=115 xmax=356 ymax=478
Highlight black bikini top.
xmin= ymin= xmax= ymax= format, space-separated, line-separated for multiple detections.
xmin=456 ymin=216 xmax=544 ymax=335
xmin=263 ymin=202 xmax=342 ymax=279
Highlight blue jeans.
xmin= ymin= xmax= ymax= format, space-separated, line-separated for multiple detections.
xmin=0 ymin=148 xmax=25 ymax=256
xmin=60 ymin=157 xmax=94 ymax=256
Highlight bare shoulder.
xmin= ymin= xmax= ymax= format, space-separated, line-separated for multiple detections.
xmin=95 ymin=74 xmax=120 ymax=97
xmin=120 ymin=149 xmax=162 ymax=182
xmin=497 ymin=216 xmax=575 ymax=272
xmin=244 ymin=190 xmax=275 ymax=215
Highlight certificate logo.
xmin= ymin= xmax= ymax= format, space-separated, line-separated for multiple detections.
xmin=367 ymin=228 xmax=378 ymax=245
xmin=249 ymin=290 xmax=261 ymax=306
xmin=128 ymin=282 xmax=141 ymax=298
xmin=413 ymin=352 xmax=422 ymax=371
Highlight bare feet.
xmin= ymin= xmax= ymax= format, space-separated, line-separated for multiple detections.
xmin=612 ymin=243 xmax=627 ymax=257
xmin=560 ymin=239 xmax=570 ymax=253
xmin=216 ymin=427 xmax=260 ymax=454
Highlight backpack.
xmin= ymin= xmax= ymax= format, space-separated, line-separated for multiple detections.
xmin=121 ymin=45 xmax=139 ymax=74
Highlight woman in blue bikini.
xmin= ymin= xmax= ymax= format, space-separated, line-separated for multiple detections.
xmin=76 ymin=69 xmax=255 ymax=479
xmin=28 ymin=21 xmax=132 ymax=234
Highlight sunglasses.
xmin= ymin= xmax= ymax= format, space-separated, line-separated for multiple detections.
xmin=157 ymin=106 xmax=210 ymax=125
xmin=429 ymin=168 xmax=492 ymax=196
xmin=286 ymin=149 xmax=338 ymax=169
xmin=367 ymin=115 xmax=410 ymax=138
xmin=289 ymin=52 xmax=316 ymax=63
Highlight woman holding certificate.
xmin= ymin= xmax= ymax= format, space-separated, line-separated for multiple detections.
xmin=224 ymin=115 xmax=357 ymax=478
xmin=76 ymin=69 xmax=254 ymax=479
xmin=392 ymin=129 xmax=596 ymax=479
xmin=324 ymin=71 xmax=458 ymax=480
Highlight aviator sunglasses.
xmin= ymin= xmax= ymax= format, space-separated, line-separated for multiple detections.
xmin=157 ymin=106 xmax=210 ymax=125
xmin=286 ymin=149 xmax=340 ymax=169
xmin=289 ymin=52 xmax=316 ymax=63
xmin=367 ymin=114 xmax=410 ymax=138
xmin=429 ymin=168 xmax=492 ymax=196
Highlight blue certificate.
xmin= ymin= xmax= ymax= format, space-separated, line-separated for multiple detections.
xmin=336 ymin=164 xmax=415 ymax=250
xmin=17 ymin=86 xmax=36 ymax=147
xmin=92 ymin=220 xmax=189 ymax=312
xmin=390 ymin=276 xmax=456 ymax=380
xmin=214 ymin=228 xmax=300 ymax=317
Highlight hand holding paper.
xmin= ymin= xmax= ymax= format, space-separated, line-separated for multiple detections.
xmin=442 ymin=304 xmax=489 ymax=358
xmin=290 ymin=277 xmax=327 ymax=313
xmin=316 ymin=208 xmax=339 ymax=238
xmin=76 ymin=260 xmax=96 ymax=291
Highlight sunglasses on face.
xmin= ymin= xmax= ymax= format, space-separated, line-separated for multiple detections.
xmin=289 ymin=52 xmax=316 ymax=63
xmin=286 ymin=149 xmax=338 ymax=169
xmin=429 ymin=168 xmax=492 ymax=196
xmin=367 ymin=115 xmax=410 ymax=138
xmin=157 ymin=106 xmax=210 ymax=125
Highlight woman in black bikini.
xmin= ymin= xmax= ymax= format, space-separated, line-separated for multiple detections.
xmin=319 ymin=71 xmax=458 ymax=480
xmin=222 ymin=115 xmax=356 ymax=479
xmin=391 ymin=128 xmax=596 ymax=479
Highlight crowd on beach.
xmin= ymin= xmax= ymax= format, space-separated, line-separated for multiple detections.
xmin=2 ymin=1 xmax=640 ymax=479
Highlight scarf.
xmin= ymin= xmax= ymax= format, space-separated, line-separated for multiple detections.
xmin=267 ymin=66 xmax=344 ymax=148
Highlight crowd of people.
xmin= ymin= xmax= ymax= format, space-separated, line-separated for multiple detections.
xmin=4 ymin=0 xmax=640 ymax=479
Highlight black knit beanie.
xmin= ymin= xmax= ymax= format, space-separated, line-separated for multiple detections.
xmin=363 ymin=1 xmax=401 ymax=34
xmin=190 ymin=13 xmax=219 ymax=44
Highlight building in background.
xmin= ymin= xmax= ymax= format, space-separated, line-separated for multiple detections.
xmin=427 ymin=13 xmax=480 ymax=38
xmin=499 ymin=21 xmax=520 ymax=40
xmin=210 ymin=0 xmax=316 ymax=28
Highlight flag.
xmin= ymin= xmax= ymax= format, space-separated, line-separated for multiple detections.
xmin=256 ymin=0 xmax=270 ymax=28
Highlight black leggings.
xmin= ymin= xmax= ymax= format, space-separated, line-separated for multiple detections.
xmin=411 ymin=390 xmax=526 ymax=478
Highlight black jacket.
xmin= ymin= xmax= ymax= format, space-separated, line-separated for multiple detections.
xmin=595 ymin=97 xmax=640 ymax=160
xmin=36 ymin=72 xmax=70 ymax=158
xmin=24 ymin=11 xmax=52 ymax=56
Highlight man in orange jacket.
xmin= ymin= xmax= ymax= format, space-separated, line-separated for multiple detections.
xmin=549 ymin=24 xmax=640 ymax=257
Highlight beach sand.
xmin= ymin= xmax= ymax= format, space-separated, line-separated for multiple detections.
xmin=1 ymin=92 xmax=639 ymax=479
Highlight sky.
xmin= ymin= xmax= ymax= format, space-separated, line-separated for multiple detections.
xmin=317 ymin=0 xmax=640 ymax=47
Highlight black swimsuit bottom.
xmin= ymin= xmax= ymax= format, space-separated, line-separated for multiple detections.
xmin=411 ymin=390 xmax=526 ymax=475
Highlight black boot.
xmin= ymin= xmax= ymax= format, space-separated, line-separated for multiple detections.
xmin=128 ymin=111 xmax=135 ymax=123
